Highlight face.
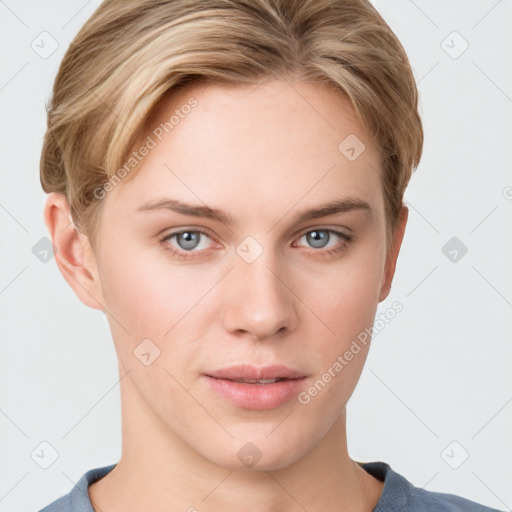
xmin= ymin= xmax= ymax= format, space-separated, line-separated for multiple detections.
xmin=55 ymin=79 xmax=405 ymax=471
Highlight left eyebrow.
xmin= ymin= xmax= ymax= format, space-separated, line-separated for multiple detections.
xmin=290 ymin=197 xmax=371 ymax=225
xmin=136 ymin=196 xmax=371 ymax=227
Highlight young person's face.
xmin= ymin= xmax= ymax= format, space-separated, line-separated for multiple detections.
xmin=51 ymin=79 xmax=406 ymax=471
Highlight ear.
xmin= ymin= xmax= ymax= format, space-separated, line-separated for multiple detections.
xmin=379 ymin=206 xmax=408 ymax=302
xmin=43 ymin=192 xmax=105 ymax=311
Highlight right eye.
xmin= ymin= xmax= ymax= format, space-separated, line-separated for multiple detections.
xmin=159 ymin=229 xmax=218 ymax=260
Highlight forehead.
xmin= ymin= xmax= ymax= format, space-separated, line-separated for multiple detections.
xmin=106 ymin=79 xmax=383 ymax=222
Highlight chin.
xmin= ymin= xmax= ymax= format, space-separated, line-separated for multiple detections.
xmin=197 ymin=425 xmax=315 ymax=472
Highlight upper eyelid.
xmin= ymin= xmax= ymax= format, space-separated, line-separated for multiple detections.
xmin=296 ymin=226 xmax=350 ymax=238
xmin=161 ymin=227 xmax=216 ymax=243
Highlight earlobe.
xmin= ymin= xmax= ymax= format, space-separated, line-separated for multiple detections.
xmin=43 ymin=192 xmax=106 ymax=311
xmin=379 ymin=206 xmax=408 ymax=302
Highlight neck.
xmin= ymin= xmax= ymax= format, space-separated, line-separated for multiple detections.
xmin=89 ymin=369 xmax=383 ymax=512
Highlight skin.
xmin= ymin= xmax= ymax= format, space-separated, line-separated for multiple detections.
xmin=44 ymin=78 xmax=408 ymax=512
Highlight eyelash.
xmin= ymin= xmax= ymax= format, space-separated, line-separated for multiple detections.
xmin=159 ymin=227 xmax=353 ymax=261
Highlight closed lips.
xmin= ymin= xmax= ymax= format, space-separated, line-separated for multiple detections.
xmin=204 ymin=364 xmax=308 ymax=410
xmin=227 ymin=378 xmax=285 ymax=384
xmin=205 ymin=364 xmax=306 ymax=382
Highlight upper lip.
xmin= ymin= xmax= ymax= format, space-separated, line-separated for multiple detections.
xmin=205 ymin=364 xmax=306 ymax=381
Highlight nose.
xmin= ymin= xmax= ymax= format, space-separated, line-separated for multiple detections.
xmin=221 ymin=248 xmax=298 ymax=341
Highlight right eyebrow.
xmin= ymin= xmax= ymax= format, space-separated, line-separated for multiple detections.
xmin=137 ymin=197 xmax=236 ymax=225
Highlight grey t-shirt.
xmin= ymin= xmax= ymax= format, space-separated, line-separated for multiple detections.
xmin=38 ymin=461 xmax=504 ymax=512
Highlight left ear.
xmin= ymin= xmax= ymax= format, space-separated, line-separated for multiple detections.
xmin=379 ymin=206 xmax=408 ymax=302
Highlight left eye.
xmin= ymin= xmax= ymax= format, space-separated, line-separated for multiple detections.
xmin=296 ymin=229 xmax=348 ymax=250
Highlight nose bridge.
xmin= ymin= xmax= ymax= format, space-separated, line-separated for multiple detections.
xmin=221 ymin=236 xmax=297 ymax=339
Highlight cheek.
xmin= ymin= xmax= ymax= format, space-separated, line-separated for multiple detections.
xmin=297 ymin=245 xmax=384 ymax=402
xmin=306 ymin=250 xmax=384 ymax=341
xmin=98 ymin=237 xmax=204 ymax=330
xmin=97 ymin=241 xmax=217 ymax=374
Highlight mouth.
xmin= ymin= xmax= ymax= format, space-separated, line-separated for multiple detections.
xmin=205 ymin=363 xmax=306 ymax=381
xmin=222 ymin=377 xmax=286 ymax=384
xmin=203 ymin=364 xmax=307 ymax=410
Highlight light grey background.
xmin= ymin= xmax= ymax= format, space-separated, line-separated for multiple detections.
xmin=0 ymin=1 xmax=511 ymax=511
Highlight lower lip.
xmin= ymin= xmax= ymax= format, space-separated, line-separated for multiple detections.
xmin=204 ymin=376 xmax=306 ymax=410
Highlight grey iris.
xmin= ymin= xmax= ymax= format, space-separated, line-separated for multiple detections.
xmin=307 ymin=230 xmax=329 ymax=249
xmin=177 ymin=231 xmax=200 ymax=250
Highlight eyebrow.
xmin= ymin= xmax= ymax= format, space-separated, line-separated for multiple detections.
xmin=137 ymin=196 xmax=371 ymax=226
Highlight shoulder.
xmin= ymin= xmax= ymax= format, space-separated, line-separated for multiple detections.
xmin=37 ymin=464 xmax=117 ymax=512
xmin=358 ymin=461 xmax=505 ymax=512
xmin=38 ymin=493 xmax=72 ymax=512
xmin=408 ymin=484 xmax=504 ymax=512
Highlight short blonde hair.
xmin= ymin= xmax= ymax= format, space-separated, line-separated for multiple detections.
xmin=40 ymin=0 xmax=423 ymax=249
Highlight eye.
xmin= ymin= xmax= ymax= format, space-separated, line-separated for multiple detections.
xmin=294 ymin=228 xmax=352 ymax=256
xmin=160 ymin=229 xmax=215 ymax=260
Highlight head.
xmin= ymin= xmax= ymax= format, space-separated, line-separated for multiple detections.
xmin=41 ymin=0 xmax=422 ymax=471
